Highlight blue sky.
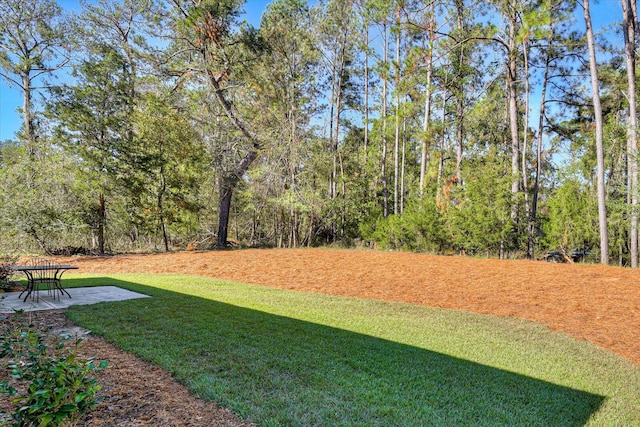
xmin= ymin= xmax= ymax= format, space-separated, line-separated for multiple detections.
xmin=0 ymin=0 xmax=621 ymax=142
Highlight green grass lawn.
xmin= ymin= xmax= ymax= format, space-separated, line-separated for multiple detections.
xmin=61 ymin=274 xmax=640 ymax=426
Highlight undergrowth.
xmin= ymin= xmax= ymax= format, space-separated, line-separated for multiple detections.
xmin=0 ymin=256 xmax=18 ymax=292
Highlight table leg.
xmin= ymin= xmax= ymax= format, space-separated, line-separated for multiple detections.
xmin=54 ymin=269 xmax=72 ymax=299
xmin=18 ymin=271 xmax=35 ymax=302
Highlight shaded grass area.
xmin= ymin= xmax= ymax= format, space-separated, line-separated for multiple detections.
xmin=62 ymin=274 xmax=640 ymax=426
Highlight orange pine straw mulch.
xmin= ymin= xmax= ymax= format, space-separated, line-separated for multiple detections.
xmin=59 ymin=248 xmax=640 ymax=366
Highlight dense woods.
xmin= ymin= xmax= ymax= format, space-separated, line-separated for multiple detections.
xmin=0 ymin=0 xmax=639 ymax=265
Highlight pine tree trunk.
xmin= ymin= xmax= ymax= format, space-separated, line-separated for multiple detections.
xmin=21 ymin=75 xmax=36 ymax=158
xmin=401 ymin=114 xmax=406 ymax=214
xmin=381 ymin=22 xmax=389 ymax=219
xmin=158 ymin=170 xmax=169 ymax=252
xmin=437 ymin=85 xmax=447 ymax=187
xmin=507 ymin=7 xmax=520 ymax=222
xmin=335 ymin=52 xmax=344 ymax=240
xmin=97 ymin=194 xmax=106 ymax=255
xmin=530 ymin=33 xmax=552 ymax=260
xmin=217 ymin=179 xmax=233 ymax=248
xmin=364 ymin=24 xmax=370 ymax=170
xmin=394 ymin=25 xmax=401 ymax=216
xmin=419 ymin=7 xmax=435 ymax=193
xmin=420 ymin=59 xmax=433 ymax=192
xmin=206 ymin=67 xmax=261 ymax=249
xmin=622 ymin=0 xmax=638 ymax=267
xmin=454 ymin=0 xmax=465 ymax=184
xmin=522 ymin=39 xmax=531 ymax=259
xmin=584 ymin=0 xmax=609 ymax=264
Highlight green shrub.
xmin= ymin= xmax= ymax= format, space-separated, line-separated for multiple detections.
xmin=0 ymin=316 xmax=107 ymax=427
xmin=0 ymin=256 xmax=18 ymax=291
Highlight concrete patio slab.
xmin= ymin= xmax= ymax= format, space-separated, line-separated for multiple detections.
xmin=0 ymin=286 xmax=150 ymax=313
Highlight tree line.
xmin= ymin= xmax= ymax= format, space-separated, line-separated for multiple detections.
xmin=0 ymin=0 xmax=638 ymax=266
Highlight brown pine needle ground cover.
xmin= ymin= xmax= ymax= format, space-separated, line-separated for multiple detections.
xmin=61 ymin=248 xmax=640 ymax=367
xmin=0 ymin=311 xmax=253 ymax=427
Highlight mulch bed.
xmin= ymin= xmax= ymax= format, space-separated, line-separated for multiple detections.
xmin=4 ymin=248 xmax=640 ymax=424
xmin=62 ymin=248 xmax=640 ymax=366
xmin=0 ymin=310 xmax=252 ymax=427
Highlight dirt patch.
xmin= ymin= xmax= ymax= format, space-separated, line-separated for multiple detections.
xmin=9 ymin=248 xmax=636 ymax=424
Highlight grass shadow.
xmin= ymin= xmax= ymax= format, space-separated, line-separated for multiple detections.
xmin=62 ymin=277 xmax=604 ymax=426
